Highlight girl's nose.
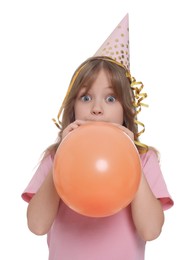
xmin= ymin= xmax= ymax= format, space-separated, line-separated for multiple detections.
xmin=91 ymin=101 xmax=103 ymax=115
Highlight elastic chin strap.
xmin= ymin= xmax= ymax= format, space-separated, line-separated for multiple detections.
xmin=52 ymin=57 xmax=148 ymax=153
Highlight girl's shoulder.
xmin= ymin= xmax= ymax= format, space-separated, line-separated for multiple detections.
xmin=140 ymin=147 xmax=159 ymax=163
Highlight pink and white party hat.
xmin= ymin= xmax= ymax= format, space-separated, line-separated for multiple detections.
xmin=94 ymin=14 xmax=130 ymax=71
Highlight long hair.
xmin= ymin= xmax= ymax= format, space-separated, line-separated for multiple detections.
xmin=44 ymin=56 xmax=148 ymax=158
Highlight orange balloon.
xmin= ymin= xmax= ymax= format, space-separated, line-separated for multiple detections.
xmin=53 ymin=121 xmax=141 ymax=217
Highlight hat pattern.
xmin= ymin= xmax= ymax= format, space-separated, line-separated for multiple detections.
xmin=94 ymin=14 xmax=130 ymax=71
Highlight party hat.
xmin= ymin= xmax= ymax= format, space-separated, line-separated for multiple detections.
xmin=94 ymin=14 xmax=130 ymax=71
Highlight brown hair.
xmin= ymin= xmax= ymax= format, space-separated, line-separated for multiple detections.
xmin=44 ymin=56 xmax=148 ymax=157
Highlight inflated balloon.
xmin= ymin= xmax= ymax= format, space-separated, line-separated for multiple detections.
xmin=53 ymin=121 xmax=141 ymax=217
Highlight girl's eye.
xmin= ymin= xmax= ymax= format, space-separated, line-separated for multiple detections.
xmin=106 ymin=95 xmax=116 ymax=102
xmin=81 ymin=95 xmax=91 ymax=102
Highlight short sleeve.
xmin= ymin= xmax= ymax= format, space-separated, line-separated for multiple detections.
xmin=140 ymin=149 xmax=174 ymax=210
xmin=21 ymin=154 xmax=53 ymax=203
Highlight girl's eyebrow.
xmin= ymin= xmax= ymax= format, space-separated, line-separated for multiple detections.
xmin=76 ymin=87 xmax=88 ymax=97
xmin=78 ymin=85 xmax=114 ymax=95
xmin=78 ymin=87 xmax=87 ymax=93
xmin=105 ymin=86 xmax=115 ymax=92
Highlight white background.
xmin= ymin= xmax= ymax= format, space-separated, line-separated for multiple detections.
xmin=0 ymin=0 xmax=192 ymax=259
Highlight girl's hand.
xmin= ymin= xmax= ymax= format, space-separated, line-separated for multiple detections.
xmin=111 ymin=123 xmax=134 ymax=141
xmin=62 ymin=120 xmax=86 ymax=139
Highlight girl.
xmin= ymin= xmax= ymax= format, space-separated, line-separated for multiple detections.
xmin=22 ymin=56 xmax=173 ymax=260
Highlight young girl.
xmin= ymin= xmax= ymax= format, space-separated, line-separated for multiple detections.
xmin=22 ymin=56 xmax=173 ymax=260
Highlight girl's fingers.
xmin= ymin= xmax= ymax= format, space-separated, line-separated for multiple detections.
xmin=62 ymin=120 xmax=86 ymax=139
xmin=62 ymin=121 xmax=134 ymax=141
xmin=111 ymin=123 xmax=134 ymax=141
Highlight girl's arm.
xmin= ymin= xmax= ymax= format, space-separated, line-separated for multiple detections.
xmin=131 ymin=173 xmax=164 ymax=241
xmin=112 ymin=123 xmax=164 ymax=241
xmin=27 ymin=120 xmax=86 ymax=235
xmin=27 ymin=169 xmax=60 ymax=235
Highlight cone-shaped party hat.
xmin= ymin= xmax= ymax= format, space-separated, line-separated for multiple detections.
xmin=94 ymin=14 xmax=130 ymax=71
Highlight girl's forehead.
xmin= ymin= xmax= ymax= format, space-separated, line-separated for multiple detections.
xmin=75 ymin=66 xmax=123 ymax=96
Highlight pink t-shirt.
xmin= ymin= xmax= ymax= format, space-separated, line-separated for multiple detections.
xmin=22 ymin=149 xmax=173 ymax=260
